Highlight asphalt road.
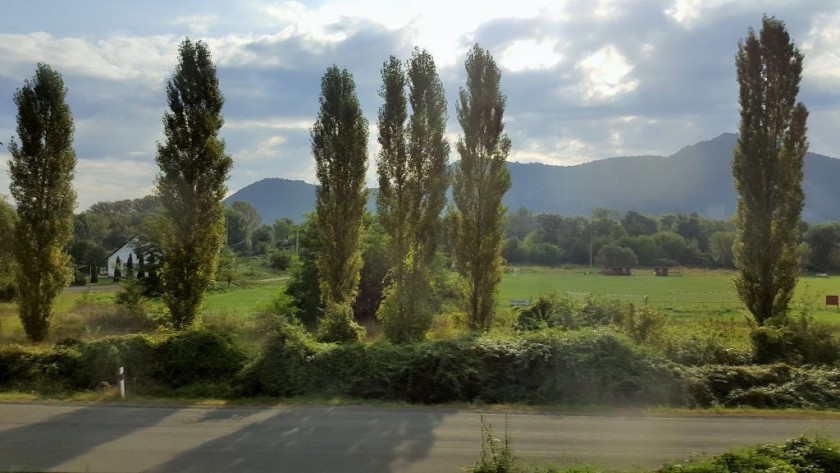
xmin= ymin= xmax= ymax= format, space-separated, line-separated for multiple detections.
xmin=1 ymin=403 xmax=839 ymax=473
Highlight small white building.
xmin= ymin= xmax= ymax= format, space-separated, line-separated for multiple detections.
xmin=107 ymin=236 xmax=140 ymax=277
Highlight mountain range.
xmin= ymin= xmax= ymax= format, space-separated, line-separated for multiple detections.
xmin=225 ymin=133 xmax=840 ymax=224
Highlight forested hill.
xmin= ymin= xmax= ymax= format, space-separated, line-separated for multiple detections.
xmin=226 ymin=133 xmax=840 ymax=223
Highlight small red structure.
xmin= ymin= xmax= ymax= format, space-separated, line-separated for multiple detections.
xmin=826 ymin=295 xmax=839 ymax=308
xmin=654 ymin=267 xmax=669 ymax=276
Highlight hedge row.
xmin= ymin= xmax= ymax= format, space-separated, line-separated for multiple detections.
xmin=238 ymin=326 xmax=681 ymax=404
xmin=2 ymin=326 xmax=839 ymax=409
xmin=0 ymin=330 xmax=246 ymax=394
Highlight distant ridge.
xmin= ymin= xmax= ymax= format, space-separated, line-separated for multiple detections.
xmin=226 ymin=134 xmax=840 ymax=223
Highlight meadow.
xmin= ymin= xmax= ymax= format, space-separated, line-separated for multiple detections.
xmin=3 ymin=266 xmax=840 ymax=345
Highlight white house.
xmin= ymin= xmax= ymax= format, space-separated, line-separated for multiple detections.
xmin=107 ymin=236 xmax=140 ymax=277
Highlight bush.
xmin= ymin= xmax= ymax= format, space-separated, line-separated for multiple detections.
xmin=751 ymin=315 xmax=840 ymax=365
xmin=679 ymin=364 xmax=840 ymax=409
xmin=0 ymin=279 xmax=16 ymax=302
xmin=237 ymin=321 xmax=321 ymax=396
xmin=659 ymin=436 xmax=840 ymax=472
xmin=0 ymin=345 xmax=82 ymax=392
xmin=153 ymin=329 xmax=247 ymax=388
xmin=316 ymin=303 xmax=366 ymax=343
xmin=280 ymin=329 xmax=679 ymax=405
xmin=76 ymin=335 xmax=156 ymax=389
xmin=268 ymin=251 xmax=292 ymax=271
xmin=660 ymin=328 xmax=751 ymax=366
xmin=114 ymin=278 xmax=147 ymax=313
xmin=71 ymin=271 xmax=88 ymax=286
xmin=516 ymin=295 xmax=576 ymax=331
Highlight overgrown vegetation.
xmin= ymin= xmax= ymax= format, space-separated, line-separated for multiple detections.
xmin=464 ymin=422 xmax=840 ymax=473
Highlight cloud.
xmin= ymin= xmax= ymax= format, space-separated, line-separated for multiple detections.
xmin=575 ymin=45 xmax=638 ymax=101
xmin=1 ymin=0 xmax=839 ymax=211
xmin=172 ymin=15 xmax=219 ymax=35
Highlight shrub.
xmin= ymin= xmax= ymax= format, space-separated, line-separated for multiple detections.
xmin=679 ymin=364 xmax=840 ymax=409
xmin=268 ymin=251 xmax=292 ymax=271
xmin=516 ymin=295 xmax=576 ymax=331
xmin=659 ymin=328 xmax=751 ymax=366
xmin=577 ymin=298 xmax=624 ymax=327
xmin=751 ymin=315 xmax=840 ymax=365
xmin=76 ymin=335 xmax=156 ymax=389
xmin=0 ymin=279 xmax=17 ymax=302
xmin=153 ymin=329 xmax=247 ymax=389
xmin=237 ymin=321 xmax=321 ymax=396
xmin=659 ymin=436 xmax=840 ymax=472
xmin=71 ymin=271 xmax=88 ymax=286
xmin=0 ymin=345 xmax=81 ymax=392
xmin=114 ymin=278 xmax=148 ymax=313
xmin=316 ymin=303 xmax=366 ymax=343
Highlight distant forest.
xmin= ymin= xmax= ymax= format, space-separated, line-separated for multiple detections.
xmin=69 ymin=195 xmax=840 ymax=274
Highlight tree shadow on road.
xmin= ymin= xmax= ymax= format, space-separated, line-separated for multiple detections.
xmin=150 ymin=405 xmax=450 ymax=473
xmin=0 ymin=403 xmax=178 ymax=472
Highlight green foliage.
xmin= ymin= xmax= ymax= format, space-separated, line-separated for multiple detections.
xmin=659 ymin=436 xmax=840 ymax=473
xmin=0 ymin=345 xmax=81 ymax=392
xmin=0 ymin=280 xmax=17 ymax=302
xmin=516 ymin=295 xmax=576 ymax=331
xmin=284 ymin=213 xmax=323 ymax=327
xmin=452 ymin=44 xmax=512 ymax=331
xmin=377 ymin=265 xmax=436 ymax=343
xmin=466 ymin=416 xmax=525 ymax=473
xmin=74 ymin=334 xmax=156 ymax=389
xmin=237 ymin=320 xmax=321 ymax=396
xmin=312 ymin=65 xmax=369 ymax=307
xmin=268 ymin=250 xmax=292 ymax=271
xmin=155 ymin=38 xmax=232 ymax=330
xmin=595 ymin=244 xmax=638 ymax=268
xmin=660 ymin=328 xmax=751 ymax=366
xmin=316 ymin=303 xmax=366 ymax=343
xmin=733 ymin=17 xmax=808 ymax=326
xmin=114 ymin=277 xmax=148 ymax=313
xmin=750 ymin=314 xmax=840 ymax=365
xmin=153 ymin=329 xmax=246 ymax=388
xmin=680 ymin=364 xmax=840 ymax=409
xmin=353 ymin=215 xmax=389 ymax=322
xmin=375 ymin=49 xmax=450 ymax=343
xmin=0 ymin=197 xmax=17 ymax=279
xmin=8 ymin=63 xmax=77 ymax=342
xmin=266 ymin=329 xmax=678 ymax=405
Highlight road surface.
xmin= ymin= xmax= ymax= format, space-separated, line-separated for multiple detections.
xmin=1 ymin=403 xmax=839 ymax=472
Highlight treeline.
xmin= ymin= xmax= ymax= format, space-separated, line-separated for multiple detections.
xmin=58 ymin=196 xmax=840 ymax=279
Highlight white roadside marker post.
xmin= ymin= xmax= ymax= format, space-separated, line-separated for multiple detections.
xmin=119 ymin=366 xmax=126 ymax=399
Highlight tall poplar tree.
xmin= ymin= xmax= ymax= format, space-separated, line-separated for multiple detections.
xmin=155 ymin=38 xmax=232 ymax=330
xmin=452 ymin=44 xmax=511 ymax=331
xmin=311 ymin=65 xmax=368 ymax=342
xmin=8 ymin=64 xmax=77 ymax=342
xmin=377 ymin=49 xmax=449 ymax=343
xmin=733 ymin=16 xmax=808 ymax=326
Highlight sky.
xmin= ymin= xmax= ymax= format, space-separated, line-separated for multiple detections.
xmin=1 ymin=0 xmax=839 ymax=212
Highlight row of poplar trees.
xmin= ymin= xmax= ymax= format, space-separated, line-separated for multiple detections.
xmin=311 ymin=44 xmax=511 ymax=343
xmin=7 ymin=38 xmax=231 ymax=341
xmin=5 ymin=14 xmax=809 ymax=343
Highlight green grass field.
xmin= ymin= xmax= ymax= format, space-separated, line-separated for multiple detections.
xmin=499 ymin=266 xmax=840 ymax=325
xmin=3 ymin=266 xmax=840 ymax=345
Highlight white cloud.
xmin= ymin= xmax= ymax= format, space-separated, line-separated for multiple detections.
xmin=501 ymin=39 xmax=563 ymax=72
xmin=664 ymin=0 xmax=733 ymax=27
xmin=0 ymin=33 xmax=175 ymax=84
xmin=172 ymin=14 xmax=219 ymax=35
xmin=74 ymin=158 xmax=157 ymax=210
xmin=801 ymin=9 xmax=840 ymax=88
xmin=575 ymin=45 xmax=638 ymax=100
